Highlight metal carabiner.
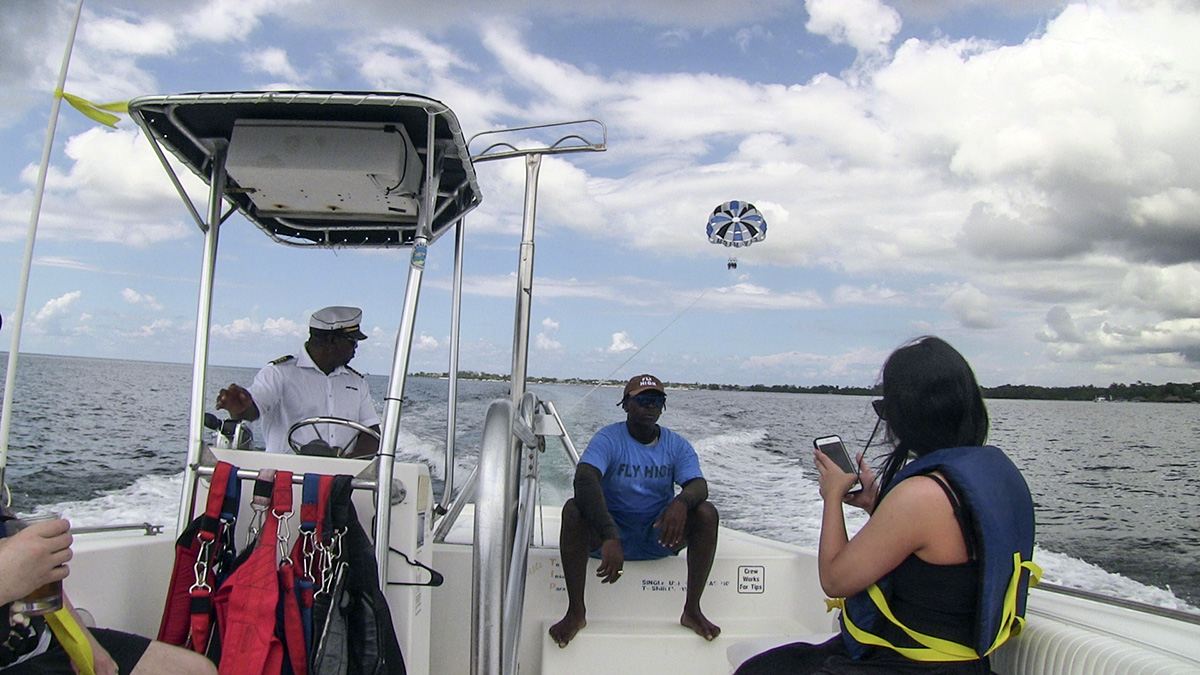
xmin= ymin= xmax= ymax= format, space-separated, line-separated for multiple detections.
xmin=190 ymin=541 xmax=212 ymax=593
xmin=300 ymin=531 xmax=317 ymax=581
xmin=247 ymin=503 xmax=267 ymax=540
xmin=273 ymin=508 xmax=292 ymax=560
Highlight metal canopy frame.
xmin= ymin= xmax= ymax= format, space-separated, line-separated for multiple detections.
xmin=130 ymin=93 xmax=608 ymax=671
xmin=436 ymin=119 xmax=606 ymax=513
xmin=127 ymin=90 xmax=482 ymax=587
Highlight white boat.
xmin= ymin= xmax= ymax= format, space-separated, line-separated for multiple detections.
xmin=10 ymin=90 xmax=1200 ymax=675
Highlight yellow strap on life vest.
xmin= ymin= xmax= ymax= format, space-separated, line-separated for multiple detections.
xmin=54 ymin=89 xmax=129 ymax=129
xmin=833 ymin=553 xmax=1043 ymax=663
xmin=44 ymin=607 xmax=96 ymax=675
xmin=983 ymin=555 xmax=1042 ymax=653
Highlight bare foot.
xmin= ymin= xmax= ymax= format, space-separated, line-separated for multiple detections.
xmin=549 ymin=612 xmax=587 ymax=648
xmin=681 ymin=607 xmax=720 ymax=641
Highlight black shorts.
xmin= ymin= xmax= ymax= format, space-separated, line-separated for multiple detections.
xmin=4 ymin=628 xmax=151 ymax=674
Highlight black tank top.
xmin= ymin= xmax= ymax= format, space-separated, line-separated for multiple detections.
xmin=881 ymin=471 xmax=980 ymax=649
xmin=883 ymin=555 xmax=979 ymax=647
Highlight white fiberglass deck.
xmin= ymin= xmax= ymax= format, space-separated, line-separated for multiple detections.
xmin=433 ymin=506 xmax=836 ymax=675
xmin=64 ymin=468 xmax=1200 ymax=675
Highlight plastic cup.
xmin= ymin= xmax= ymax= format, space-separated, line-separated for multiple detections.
xmin=9 ymin=512 xmax=65 ymax=615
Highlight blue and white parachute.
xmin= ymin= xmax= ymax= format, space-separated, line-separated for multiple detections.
xmin=706 ymin=200 xmax=766 ymax=269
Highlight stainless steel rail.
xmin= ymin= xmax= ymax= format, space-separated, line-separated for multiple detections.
xmin=432 ymin=396 xmax=577 ymax=544
xmin=502 ymin=405 xmax=540 ymax=675
xmin=1037 ymin=582 xmax=1200 ymax=625
xmin=472 ymin=399 xmax=519 ymax=675
xmin=74 ymin=523 xmax=164 ymax=536
xmin=177 ymin=142 xmax=227 ymax=536
xmin=192 ymin=461 xmax=406 ymax=504
xmin=433 ymin=120 xmax=605 ymax=544
xmin=441 ymin=218 xmax=467 ymax=513
xmin=471 ymin=392 xmax=545 ymax=675
xmin=541 ymin=400 xmax=580 ymax=465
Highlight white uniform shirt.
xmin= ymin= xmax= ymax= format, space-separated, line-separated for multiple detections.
xmin=247 ymin=347 xmax=380 ymax=454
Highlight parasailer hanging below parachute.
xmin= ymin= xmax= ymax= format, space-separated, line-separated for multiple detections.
xmin=706 ymin=200 xmax=766 ymax=270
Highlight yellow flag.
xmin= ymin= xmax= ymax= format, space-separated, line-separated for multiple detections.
xmin=55 ymin=89 xmax=128 ymax=129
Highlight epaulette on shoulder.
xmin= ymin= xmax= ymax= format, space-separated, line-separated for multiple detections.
xmin=270 ymin=354 xmax=295 ymax=365
xmin=346 ymin=365 xmax=363 ymax=377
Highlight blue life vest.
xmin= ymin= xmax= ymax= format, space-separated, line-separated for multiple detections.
xmin=835 ymin=445 xmax=1040 ymax=662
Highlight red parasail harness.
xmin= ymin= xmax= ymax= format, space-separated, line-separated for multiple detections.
xmin=289 ymin=473 xmax=334 ymax=655
xmin=158 ymin=460 xmax=240 ymax=654
xmin=213 ymin=469 xmax=293 ymax=675
xmin=280 ymin=474 xmax=333 ymax=675
xmin=159 ymin=464 xmax=406 ymax=674
xmin=279 ymin=543 xmax=308 ymax=675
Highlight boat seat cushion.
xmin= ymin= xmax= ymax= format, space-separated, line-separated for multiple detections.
xmin=990 ymin=615 xmax=1198 ymax=674
xmin=729 ymin=619 xmax=1200 ymax=674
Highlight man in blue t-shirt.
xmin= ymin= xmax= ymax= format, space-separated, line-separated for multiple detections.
xmin=548 ymin=374 xmax=721 ymax=648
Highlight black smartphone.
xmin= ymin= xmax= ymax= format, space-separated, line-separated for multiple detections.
xmin=813 ymin=435 xmax=860 ymax=476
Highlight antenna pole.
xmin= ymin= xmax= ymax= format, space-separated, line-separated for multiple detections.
xmin=1 ymin=0 xmax=87 ymax=494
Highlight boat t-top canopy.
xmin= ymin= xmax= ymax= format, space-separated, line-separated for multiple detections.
xmin=128 ymin=91 xmax=482 ymax=247
xmin=128 ymin=92 xmax=608 ymax=667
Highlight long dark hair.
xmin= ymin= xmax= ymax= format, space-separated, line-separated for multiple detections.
xmin=875 ymin=336 xmax=989 ymax=492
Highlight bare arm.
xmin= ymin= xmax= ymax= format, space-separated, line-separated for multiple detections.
xmin=654 ymin=477 xmax=708 ymax=548
xmin=674 ymin=476 xmax=708 ymax=509
xmin=573 ymin=464 xmax=618 ymax=541
xmin=344 ymin=424 xmax=381 ymax=458
xmin=815 ymin=452 xmax=968 ymax=598
xmin=215 ymin=383 xmax=260 ymax=422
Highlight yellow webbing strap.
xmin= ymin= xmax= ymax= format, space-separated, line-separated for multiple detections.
xmin=54 ymin=89 xmax=129 ymax=128
xmin=831 ymin=553 xmax=1043 ymax=663
xmin=45 ymin=607 xmax=95 ymax=675
xmin=984 ymin=555 xmax=1042 ymax=653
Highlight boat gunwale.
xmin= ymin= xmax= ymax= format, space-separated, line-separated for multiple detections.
xmin=1034 ymin=581 xmax=1200 ymax=625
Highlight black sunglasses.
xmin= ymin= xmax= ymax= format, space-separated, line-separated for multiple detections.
xmin=871 ymin=399 xmax=886 ymax=420
xmin=621 ymin=393 xmax=667 ymax=409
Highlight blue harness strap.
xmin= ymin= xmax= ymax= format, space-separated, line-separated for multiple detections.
xmin=297 ymin=473 xmax=322 ymax=652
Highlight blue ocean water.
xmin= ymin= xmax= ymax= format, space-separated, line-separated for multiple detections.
xmin=1 ymin=353 xmax=1197 ymax=612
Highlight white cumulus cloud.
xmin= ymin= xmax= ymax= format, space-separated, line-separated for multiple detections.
xmin=805 ymin=0 xmax=902 ymax=60
xmin=608 ymin=331 xmax=637 ymax=353
xmin=27 ymin=291 xmax=83 ymax=335
xmin=121 ymin=288 xmax=164 ymax=311
xmin=941 ymin=283 xmax=999 ymax=329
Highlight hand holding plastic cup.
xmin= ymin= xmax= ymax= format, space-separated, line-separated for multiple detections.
xmin=8 ymin=512 xmax=66 ymax=615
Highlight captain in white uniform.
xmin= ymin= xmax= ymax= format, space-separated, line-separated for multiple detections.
xmin=216 ymin=306 xmax=381 ymax=457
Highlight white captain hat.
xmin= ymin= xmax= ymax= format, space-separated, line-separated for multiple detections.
xmin=310 ymin=306 xmax=367 ymax=340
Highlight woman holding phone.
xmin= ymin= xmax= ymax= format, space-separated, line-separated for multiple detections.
xmin=735 ymin=336 xmax=1038 ymax=674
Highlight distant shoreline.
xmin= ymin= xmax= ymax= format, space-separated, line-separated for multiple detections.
xmin=416 ymin=370 xmax=1200 ymax=404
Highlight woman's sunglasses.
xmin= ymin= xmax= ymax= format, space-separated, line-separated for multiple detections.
xmin=871 ymin=399 xmax=886 ymax=420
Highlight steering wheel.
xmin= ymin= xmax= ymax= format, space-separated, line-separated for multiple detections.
xmin=287 ymin=416 xmax=380 ymax=458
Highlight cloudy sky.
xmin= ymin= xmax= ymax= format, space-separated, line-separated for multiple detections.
xmin=2 ymin=0 xmax=1199 ymax=388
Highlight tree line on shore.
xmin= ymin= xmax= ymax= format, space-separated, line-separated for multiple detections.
xmin=413 ymin=371 xmax=1200 ymax=403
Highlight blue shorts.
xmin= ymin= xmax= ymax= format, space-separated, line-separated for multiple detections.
xmin=590 ymin=511 xmax=679 ymax=561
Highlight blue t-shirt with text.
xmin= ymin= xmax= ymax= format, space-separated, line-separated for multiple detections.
xmin=579 ymin=422 xmax=704 ymax=521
